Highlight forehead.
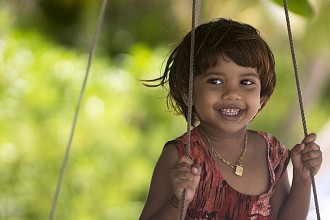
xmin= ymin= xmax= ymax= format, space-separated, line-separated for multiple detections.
xmin=203 ymin=55 xmax=258 ymax=76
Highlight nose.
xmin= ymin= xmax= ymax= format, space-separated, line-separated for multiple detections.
xmin=222 ymin=84 xmax=242 ymax=101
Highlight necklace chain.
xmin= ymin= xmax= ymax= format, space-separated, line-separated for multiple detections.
xmin=199 ymin=128 xmax=248 ymax=176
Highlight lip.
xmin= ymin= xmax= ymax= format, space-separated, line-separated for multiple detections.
xmin=218 ymin=106 xmax=244 ymax=120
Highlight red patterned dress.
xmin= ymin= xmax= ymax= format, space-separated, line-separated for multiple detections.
xmin=173 ymin=127 xmax=290 ymax=220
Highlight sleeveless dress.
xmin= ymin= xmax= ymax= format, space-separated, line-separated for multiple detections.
xmin=173 ymin=127 xmax=290 ymax=220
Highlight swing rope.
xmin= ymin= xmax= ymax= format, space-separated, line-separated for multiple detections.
xmin=179 ymin=0 xmax=197 ymax=219
xmin=49 ymin=0 xmax=108 ymax=219
xmin=282 ymin=0 xmax=321 ymax=219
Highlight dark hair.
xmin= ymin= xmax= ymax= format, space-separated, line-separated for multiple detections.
xmin=144 ymin=18 xmax=276 ymax=126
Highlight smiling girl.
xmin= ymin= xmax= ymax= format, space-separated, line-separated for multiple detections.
xmin=140 ymin=18 xmax=322 ymax=220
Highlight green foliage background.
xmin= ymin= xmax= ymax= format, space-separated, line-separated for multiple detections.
xmin=1 ymin=0 xmax=329 ymax=219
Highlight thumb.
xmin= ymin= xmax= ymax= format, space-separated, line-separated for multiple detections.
xmin=192 ymin=164 xmax=201 ymax=190
xmin=302 ymin=133 xmax=317 ymax=144
xmin=191 ymin=164 xmax=201 ymax=176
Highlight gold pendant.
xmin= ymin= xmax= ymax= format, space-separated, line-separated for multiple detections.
xmin=235 ymin=165 xmax=243 ymax=176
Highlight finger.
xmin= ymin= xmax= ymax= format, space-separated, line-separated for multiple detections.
xmin=174 ymin=156 xmax=201 ymax=174
xmin=170 ymin=156 xmax=194 ymax=172
xmin=172 ymin=178 xmax=195 ymax=190
xmin=302 ymin=158 xmax=322 ymax=175
xmin=170 ymin=163 xmax=197 ymax=180
xmin=177 ymin=155 xmax=194 ymax=165
xmin=301 ymin=149 xmax=323 ymax=163
xmin=169 ymin=166 xmax=193 ymax=180
xmin=301 ymin=133 xmax=317 ymax=144
xmin=171 ymin=169 xmax=198 ymax=184
xmin=173 ymin=171 xmax=195 ymax=182
xmin=301 ymin=142 xmax=320 ymax=154
xmin=173 ymin=164 xmax=201 ymax=179
xmin=174 ymin=163 xmax=192 ymax=171
xmin=291 ymin=143 xmax=305 ymax=157
xmin=174 ymin=174 xmax=200 ymax=190
xmin=302 ymin=158 xmax=323 ymax=169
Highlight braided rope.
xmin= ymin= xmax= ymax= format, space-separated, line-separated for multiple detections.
xmin=49 ymin=1 xmax=108 ymax=219
xmin=282 ymin=0 xmax=321 ymax=219
xmin=179 ymin=0 xmax=197 ymax=219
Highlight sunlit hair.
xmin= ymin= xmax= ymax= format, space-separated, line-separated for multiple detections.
xmin=143 ymin=18 xmax=276 ymax=126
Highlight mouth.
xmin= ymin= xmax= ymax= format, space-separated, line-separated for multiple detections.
xmin=219 ymin=108 xmax=243 ymax=117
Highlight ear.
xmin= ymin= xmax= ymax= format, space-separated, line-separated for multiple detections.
xmin=182 ymin=93 xmax=192 ymax=106
xmin=259 ymin=96 xmax=268 ymax=110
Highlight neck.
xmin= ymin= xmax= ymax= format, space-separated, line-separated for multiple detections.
xmin=198 ymin=125 xmax=247 ymax=150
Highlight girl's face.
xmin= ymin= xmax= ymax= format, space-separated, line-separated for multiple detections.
xmin=192 ymin=56 xmax=262 ymax=134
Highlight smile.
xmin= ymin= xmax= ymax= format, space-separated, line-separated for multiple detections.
xmin=220 ymin=108 xmax=241 ymax=116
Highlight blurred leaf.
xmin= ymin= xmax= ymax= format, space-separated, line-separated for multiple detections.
xmin=271 ymin=0 xmax=314 ymax=17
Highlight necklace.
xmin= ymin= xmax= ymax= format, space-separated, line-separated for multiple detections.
xmin=199 ymin=128 xmax=248 ymax=177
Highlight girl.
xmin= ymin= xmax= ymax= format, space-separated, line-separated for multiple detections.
xmin=140 ymin=18 xmax=322 ymax=220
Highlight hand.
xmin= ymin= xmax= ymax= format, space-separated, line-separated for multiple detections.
xmin=291 ymin=133 xmax=323 ymax=180
xmin=169 ymin=155 xmax=201 ymax=204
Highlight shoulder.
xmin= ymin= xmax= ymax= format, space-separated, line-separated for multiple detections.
xmin=158 ymin=128 xmax=198 ymax=168
xmin=166 ymin=127 xmax=203 ymax=157
xmin=253 ymin=131 xmax=291 ymax=182
xmin=161 ymin=141 xmax=179 ymax=163
xmin=155 ymin=128 xmax=204 ymax=177
xmin=253 ymin=131 xmax=290 ymax=156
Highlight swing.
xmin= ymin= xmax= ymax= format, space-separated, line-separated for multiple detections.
xmin=49 ymin=0 xmax=321 ymax=219
xmin=183 ymin=1 xmax=320 ymax=219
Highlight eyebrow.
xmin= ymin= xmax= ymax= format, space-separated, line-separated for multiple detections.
xmin=204 ymin=71 xmax=259 ymax=78
xmin=240 ymin=72 xmax=259 ymax=78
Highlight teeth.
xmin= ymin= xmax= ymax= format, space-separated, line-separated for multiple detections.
xmin=220 ymin=108 xmax=240 ymax=116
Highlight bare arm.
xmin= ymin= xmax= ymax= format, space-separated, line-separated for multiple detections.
xmin=140 ymin=143 xmax=201 ymax=220
xmin=270 ymin=170 xmax=290 ymax=219
xmin=271 ymin=133 xmax=322 ymax=220
xmin=271 ymin=170 xmax=312 ymax=220
xmin=278 ymin=173 xmax=312 ymax=220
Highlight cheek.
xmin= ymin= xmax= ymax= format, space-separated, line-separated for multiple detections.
xmin=247 ymin=89 xmax=262 ymax=110
xmin=193 ymin=89 xmax=218 ymax=106
xmin=256 ymin=98 xmax=262 ymax=110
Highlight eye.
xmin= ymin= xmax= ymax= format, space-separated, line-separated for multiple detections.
xmin=240 ymin=79 xmax=254 ymax=86
xmin=207 ymin=78 xmax=223 ymax=85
